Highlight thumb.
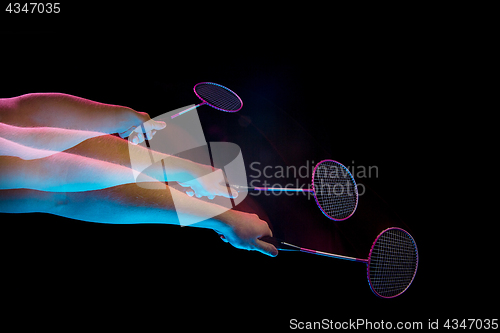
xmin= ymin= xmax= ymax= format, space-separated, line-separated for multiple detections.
xmin=152 ymin=120 xmax=167 ymax=130
xmin=141 ymin=119 xmax=166 ymax=134
xmin=229 ymin=188 xmax=239 ymax=199
xmin=133 ymin=111 xmax=166 ymax=131
xmin=219 ymin=185 xmax=239 ymax=199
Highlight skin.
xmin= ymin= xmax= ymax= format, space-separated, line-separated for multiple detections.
xmin=0 ymin=185 xmax=278 ymax=257
xmin=0 ymin=93 xmax=278 ymax=257
xmin=0 ymin=134 xmax=238 ymax=196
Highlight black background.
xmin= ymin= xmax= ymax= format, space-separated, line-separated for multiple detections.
xmin=1 ymin=4 xmax=495 ymax=330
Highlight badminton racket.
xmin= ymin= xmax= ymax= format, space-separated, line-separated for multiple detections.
xmin=225 ymin=159 xmax=358 ymax=221
xmin=261 ymin=227 xmax=418 ymax=298
xmin=170 ymin=82 xmax=243 ymax=119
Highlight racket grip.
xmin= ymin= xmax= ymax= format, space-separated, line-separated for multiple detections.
xmin=171 ymin=105 xmax=196 ymax=119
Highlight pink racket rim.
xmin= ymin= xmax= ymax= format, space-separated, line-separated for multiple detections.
xmin=366 ymin=227 xmax=419 ymax=299
xmin=311 ymin=159 xmax=359 ymax=221
xmin=193 ymin=82 xmax=243 ymax=113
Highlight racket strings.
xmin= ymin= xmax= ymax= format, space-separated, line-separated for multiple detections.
xmin=313 ymin=161 xmax=358 ymax=220
xmin=368 ymin=229 xmax=418 ymax=298
xmin=195 ymin=83 xmax=242 ymax=112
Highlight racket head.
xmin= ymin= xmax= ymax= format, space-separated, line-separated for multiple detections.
xmin=311 ymin=159 xmax=358 ymax=221
xmin=193 ymin=82 xmax=243 ymax=113
xmin=367 ymin=227 xmax=419 ymax=298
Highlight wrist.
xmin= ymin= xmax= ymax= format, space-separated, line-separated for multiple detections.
xmin=171 ymin=158 xmax=211 ymax=183
xmin=188 ymin=208 xmax=237 ymax=233
xmin=115 ymin=107 xmax=138 ymax=134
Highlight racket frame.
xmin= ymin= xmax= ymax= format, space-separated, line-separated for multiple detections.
xmin=171 ymin=82 xmax=243 ymax=119
xmin=193 ymin=82 xmax=243 ymax=113
xmin=264 ymin=227 xmax=418 ymax=298
xmin=225 ymin=160 xmax=358 ymax=221
xmin=366 ymin=227 xmax=419 ymax=299
xmin=311 ymin=159 xmax=358 ymax=221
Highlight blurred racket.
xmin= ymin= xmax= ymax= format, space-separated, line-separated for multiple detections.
xmin=225 ymin=159 xmax=358 ymax=221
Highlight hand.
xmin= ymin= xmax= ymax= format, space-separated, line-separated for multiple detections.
xmin=178 ymin=164 xmax=238 ymax=200
xmin=215 ymin=212 xmax=278 ymax=257
xmin=118 ymin=111 xmax=166 ymax=145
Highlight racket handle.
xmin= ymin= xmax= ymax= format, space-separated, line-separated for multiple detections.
xmin=170 ymin=105 xmax=197 ymax=119
xmin=170 ymin=102 xmax=206 ymax=119
xmin=259 ymin=236 xmax=300 ymax=251
xmin=259 ymin=236 xmax=366 ymax=262
xmin=259 ymin=236 xmax=279 ymax=246
xmin=220 ymin=182 xmax=313 ymax=193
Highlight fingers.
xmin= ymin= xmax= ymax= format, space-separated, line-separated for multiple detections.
xmin=219 ymin=185 xmax=239 ymax=199
xmin=217 ymin=232 xmax=277 ymax=257
xmin=216 ymin=231 xmax=229 ymax=243
xmin=142 ymin=119 xmax=167 ymax=133
xmin=121 ymin=111 xmax=167 ymax=144
xmin=215 ymin=182 xmax=239 ymax=199
xmin=178 ymin=182 xmax=238 ymax=200
xmin=229 ymin=187 xmax=239 ymax=199
xmin=153 ymin=120 xmax=167 ymax=130
xmin=127 ymin=125 xmax=162 ymax=145
xmin=255 ymin=228 xmax=278 ymax=257
xmin=127 ymin=132 xmax=143 ymax=145
xmin=118 ymin=126 xmax=136 ymax=139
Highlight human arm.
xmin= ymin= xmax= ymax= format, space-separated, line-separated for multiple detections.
xmin=0 ymin=93 xmax=165 ymax=144
xmin=0 ymin=147 xmax=162 ymax=192
xmin=0 ymin=122 xmax=106 ymax=155
xmin=0 ymin=184 xmax=278 ymax=257
xmin=0 ymin=134 xmax=237 ymax=200
xmin=63 ymin=134 xmax=238 ymax=199
xmin=0 ymin=93 xmax=235 ymax=198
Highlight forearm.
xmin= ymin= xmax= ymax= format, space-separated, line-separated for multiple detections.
xmin=0 ymin=137 xmax=60 ymax=160
xmin=0 ymin=122 xmax=106 ymax=153
xmin=1 ymin=93 xmax=132 ymax=132
xmin=0 ymin=185 xmax=231 ymax=229
xmin=0 ymin=151 xmax=162 ymax=192
xmin=65 ymin=134 xmax=212 ymax=183
xmin=0 ymin=136 xmax=214 ymax=194
xmin=0 ymin=188 xmax=58 ymax=214
xmin=48 ymin=183 xmax=237 ymax=231
xmin=0 ymin=185 xmax=277 ymax=256
xmin=52 ymin=184 xmax=275 ymax=255
xmin=0 ymin=127 xmax=198 ymax=184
